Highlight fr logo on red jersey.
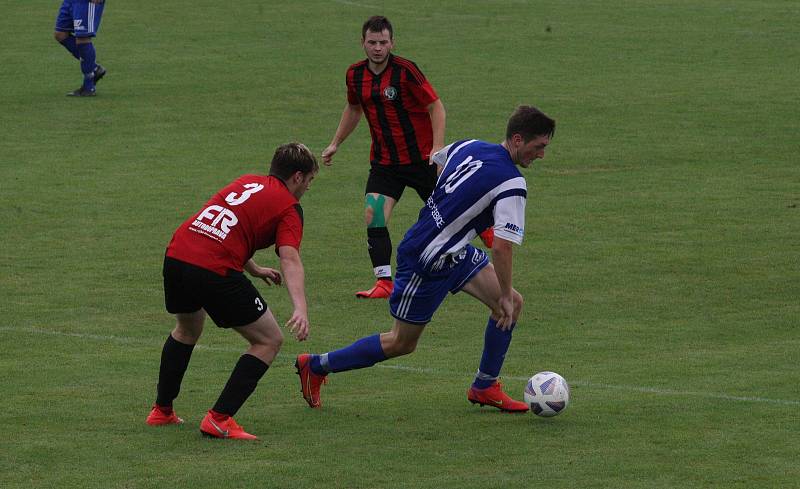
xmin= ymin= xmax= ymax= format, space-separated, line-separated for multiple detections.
xmin=189 ymin=183 xmax=264 ymax=242
xmin=191 ymin=205 xmax=238 ymax=241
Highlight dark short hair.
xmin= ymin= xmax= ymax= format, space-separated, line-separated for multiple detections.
xmin=268 ymin=143 xmax=319 ymax=180
xmin=362 ymin=16 xmax=393 ymax=39
xmin=505 ymin=105 xmax=556 ymax=141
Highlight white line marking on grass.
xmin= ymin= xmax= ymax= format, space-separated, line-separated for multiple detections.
xmin=330 ymin=0 xmax=529 ymax=11
xmin=0 ymin=326 xmax=238 ymax=353
xmin=331 ymin=0 xmax=381 ymax=9
xmin=4 ymin=326 xmax=799 ymax=407
xmin=572 ymin=380 xmax=800 ymax=406
xmin=375 ymin=365 xmax=800 ymax=407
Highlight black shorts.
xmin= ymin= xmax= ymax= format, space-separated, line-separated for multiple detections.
xmin=365 ymin=161 xmax=438 ymax=202
xmin=162 ymin=256 xmax=268 ymax=328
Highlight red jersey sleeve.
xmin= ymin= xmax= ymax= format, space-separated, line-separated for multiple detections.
xmin=274 ymin=204 xmax=304 ymax=253
xmin=346 ymin=68 xmax=360 ymax=105
xmin=404 ymin=63 xmax=438 ymax=107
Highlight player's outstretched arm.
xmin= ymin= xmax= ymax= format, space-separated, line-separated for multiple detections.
xmin=244 ymin=258 xmax=282 ymax=286
xmin=277 ymin=245 xmax=310 ymax=341
xmin=322 ymin=103 xmax=363 ymax=166
xmin=490 ymin=237 xmax=516 ymax=330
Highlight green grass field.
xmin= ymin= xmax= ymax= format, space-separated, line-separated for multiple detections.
xmin=2 ymin=1 xmax=799 ymax=487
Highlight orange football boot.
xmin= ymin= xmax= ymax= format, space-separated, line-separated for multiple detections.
xmin=200 ymin=411 xmax=258 ymax=440
xmin=467 ymin=381 xmax=529 ymax=412
xmin=295 ymin=353 xmax=328 ymax=408
xmin=355 ymin=279 xmax=393 ymax=299
xmin=146 ymin=405 xmax=184 ymax=426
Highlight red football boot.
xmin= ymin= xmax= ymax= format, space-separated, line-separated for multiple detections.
xmin=355 ymin=279 xmax=393 ymax=299
xmin=200 ymin=411 xmax=258 ymax=440
xmin=295 ymin=353 xmax=328 ymax=408
xmin=479 ymin=227 xmax=494 ymax=249
xmin=146 ymin=405 xmax=184 ymax=426
xmin=467 ymin=381 xmax=529 ymax=413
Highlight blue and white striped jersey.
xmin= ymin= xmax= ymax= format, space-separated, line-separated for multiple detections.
xmin=397 ymin=139 xmax=527 ymax=272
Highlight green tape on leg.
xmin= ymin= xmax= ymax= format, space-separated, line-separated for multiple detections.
xmin=365 ymin=194 xmax=387 ymax=228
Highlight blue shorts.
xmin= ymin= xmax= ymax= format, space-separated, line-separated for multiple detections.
xmin=389 ymin=244 xmax=489 ymax=325
xmin=55 ymin=0 xmax=105 ymax=38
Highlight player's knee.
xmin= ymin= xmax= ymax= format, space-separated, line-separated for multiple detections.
xmin=384 ymin=335 xmax=417 ymax=357
xmin=54 ymin=31 xmax=68 ymax=43
xmin=263 ymin=329 xmax=284 ymax=351
xmin=399 ymin=339 xmax=417 ymax=355
xmin=172 ymin=326 xmax=201 ymax=344
xmin=248 ymin=331 xmax=283 ymax=361
xmin=365 ymin=206 xmax=389 ymax=227
xmin=364 ymin=194 xmax=388 ymax=227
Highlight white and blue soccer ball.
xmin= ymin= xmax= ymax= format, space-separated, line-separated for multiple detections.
xmin=524 ymin=371 xmax=570 ymax=417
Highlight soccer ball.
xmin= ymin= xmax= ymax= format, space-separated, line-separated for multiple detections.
xmin=524 ymin=371 xmax=570 ymax=417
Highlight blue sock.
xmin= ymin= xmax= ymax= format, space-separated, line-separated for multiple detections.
xmin=309 ymin=354 xmax=325 ymax=374
xmin=313 ymin=334 xmax=387 ymax=374
xmin=472 ymin=318 xmax=515 ymax=389
xmin=59 ymin=35 xmax=80 ymax=59
xmin=76 ymin=42 xmax=97 ymax=91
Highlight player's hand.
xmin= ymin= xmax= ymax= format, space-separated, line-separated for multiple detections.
xmin=259 ymin=267 xmax=282 ymax=286
xmin=428 ymin=145 xmax=443 ymax=166
xmin=285 ymin=311 xmax=310 ymax=341
xmin=495 ymin=295 xmax=515 ymax=330
xmin=321 ymin=144 xmax=338 ymax=166
xmin=251 ymin=266 xmax=282 ymax=286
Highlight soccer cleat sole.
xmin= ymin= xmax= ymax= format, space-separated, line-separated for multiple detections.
xmin=199 ymin=428 xmax=258 ymax=440
xmin=67 ymin=89 xmax=96 ymax=97
xmin=469 ymin=400 xmax=528 ymax=413
xmin=146 ymin=417 xmax=184 ymax=426
xmin=199 ymin=431 xmax=258 ymax=440
xmin=468 ymin=396 xmax=529 ymax=413
xmin=199 ymin=430 xmax=255 ymax=439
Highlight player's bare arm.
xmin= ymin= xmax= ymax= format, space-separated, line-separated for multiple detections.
xmin=244 ymin=258 xmax=282 ymax=286
xmin=278 ymin=245 xmax=310 ymax=341
xmin=490 ymin=237 xmax=516 ymax=330
xmin=322 ymin=103 xmax=364 ymax=166
xmin=427 ymin=99 xmax=446 ymax=163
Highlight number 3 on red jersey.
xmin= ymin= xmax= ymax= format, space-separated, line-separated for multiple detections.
xmin=225 ymin=183 xmax=265 ymax=206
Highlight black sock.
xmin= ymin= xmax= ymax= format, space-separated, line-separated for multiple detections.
xmin=212 ymin=354 xmax=269 ymax=417
xmin=367 ymin=226 xmax=392 ymax=278
xmin=155 ymin=334 xmax=195 ymax=407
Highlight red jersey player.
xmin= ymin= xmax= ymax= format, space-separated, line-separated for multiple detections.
xmin=146 ymin=143 xmax=318 ymax=440
xmin=321 ymin=16 xmax=447 ymax=299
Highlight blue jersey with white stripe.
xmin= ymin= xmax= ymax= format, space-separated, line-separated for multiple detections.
xmin=397 ymin=139 xmax=527 ymax=272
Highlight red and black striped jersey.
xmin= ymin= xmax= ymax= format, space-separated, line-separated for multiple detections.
xmin=346 ymin=54 xmax=439 ymax=166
